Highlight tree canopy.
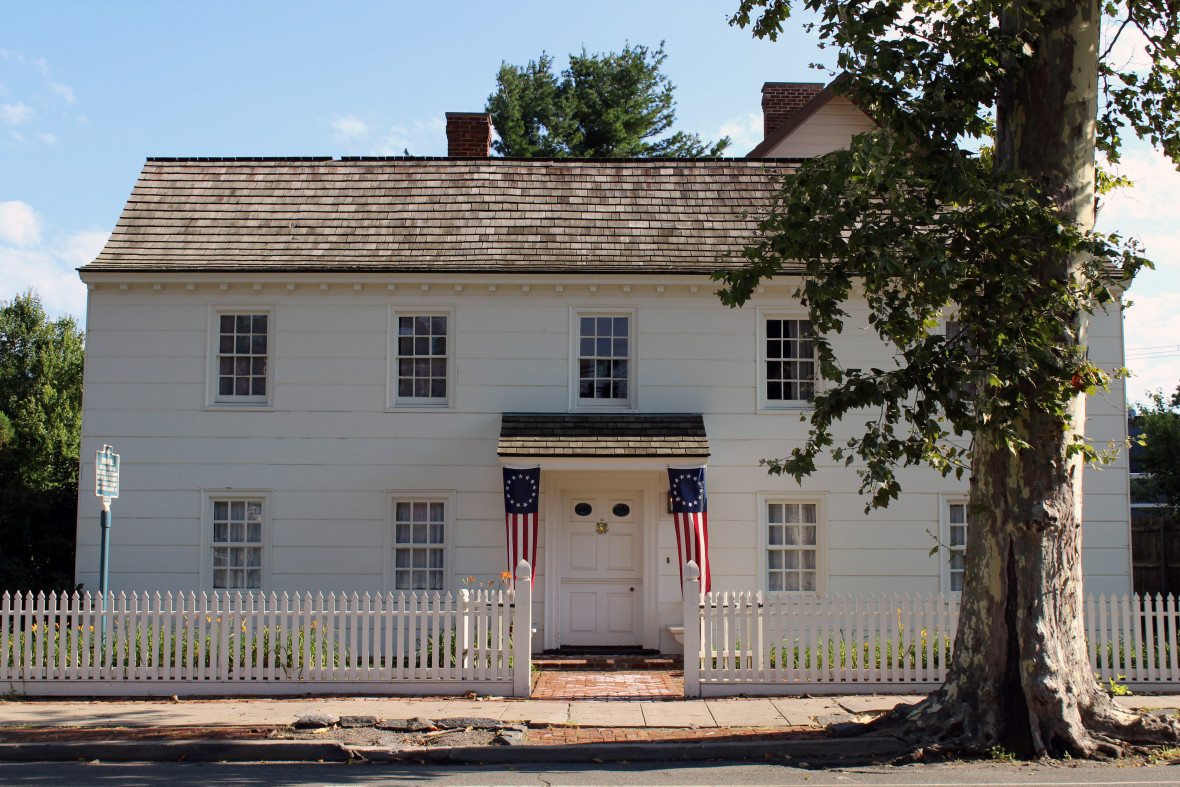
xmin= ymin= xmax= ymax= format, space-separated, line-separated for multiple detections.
xmin=1133 ymin=385 xmax=1180 ymax=516
xmin=722 ymin=0 xmax=1180 ymax=759
xmin=0 ymin=290 xmax=84 ymax=591
xmin=485 ymin=42 xmax=730 ymax=158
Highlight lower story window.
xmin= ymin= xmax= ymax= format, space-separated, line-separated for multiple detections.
xmin=393 ymin=500 xmax=446 ymax=590
xmin=212 ymin=499 xmax=263 ymax=589
xmin=767 ymin=501 xmax=818 ymax=592
xmin=948 ymin=501 xmax=968 ymax=592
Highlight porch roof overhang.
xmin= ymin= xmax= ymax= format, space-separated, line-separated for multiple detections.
xmin=497 ymin=413 xmax=710 ymax=459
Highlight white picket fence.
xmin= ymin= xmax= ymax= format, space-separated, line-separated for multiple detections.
xmin=681 ymin=563 xmax=1180 ymax=696
xmin=1 ymin=563 xmax=533 ymax=697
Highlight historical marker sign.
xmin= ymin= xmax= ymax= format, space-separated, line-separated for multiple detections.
xmin=96 ymin=444 xmax=120 ymax=500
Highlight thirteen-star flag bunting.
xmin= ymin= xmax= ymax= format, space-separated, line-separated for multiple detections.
xmin=503 ymin=466 xmax=540 ymax=585
xmin=668 ymin=466 xmax=710 ymax=594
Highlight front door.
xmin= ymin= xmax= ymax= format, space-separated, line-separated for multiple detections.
xmin=559 ymin=491 xmax=643 ymax=646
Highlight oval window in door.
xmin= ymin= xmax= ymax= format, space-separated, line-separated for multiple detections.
xmin=574 ymin=502 xmax=593 ymax=517
xmin=612 ymin=503 xmax=630 ymax=518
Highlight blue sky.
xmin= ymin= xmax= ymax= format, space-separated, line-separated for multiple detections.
xmin=1 ymin=0 xmax=1177 ymax=398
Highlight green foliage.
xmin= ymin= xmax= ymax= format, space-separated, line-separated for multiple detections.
xmin=0 ymin=291 xmax=84 ymax=591
xmin=486 ymin=42 xmax=729 ymax=158
xmin=1134 ymin=387 xmax=1180 ymax=514
xmin=1103 ymin=673 xmax=1133 ymax=696
xmin=719 ymin=0 xmax=1178 ymax=508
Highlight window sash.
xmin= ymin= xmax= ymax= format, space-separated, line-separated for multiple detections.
xmin=396 ymin=314 xmax=449 ymax=401
xmin=765 ymin=318 xmax=815 ymax=403
xmin=947 ymin=501 xmax=967 ymax=592
xmin=766 ymin=501 xmax=819 ymax=592
xmin=211 ymin=498 xmax=264 ymax=590
xmin=215 ymin=313 xmax=269 ymax=402
xmin=392 ymin=499 xmax=446 ymax=590
xmin=577 ymin=315 xmax=630 ymax=401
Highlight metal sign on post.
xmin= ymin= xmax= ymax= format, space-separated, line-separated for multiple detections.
xmin=96 ymin=444 xmax=120 ymax=501
xmin=95 ymin=445 xmax=120 ymax=601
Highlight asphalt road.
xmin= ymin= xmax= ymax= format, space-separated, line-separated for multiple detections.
xmin=1 ymin=761 xmax=1179 ymax=786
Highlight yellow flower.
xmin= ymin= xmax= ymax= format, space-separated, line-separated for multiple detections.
xmin=500 ymin=571 xmax=512 ymax=581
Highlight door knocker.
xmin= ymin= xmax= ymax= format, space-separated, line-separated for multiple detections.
xmin=595 ymin=517 xmax=609 ymax=534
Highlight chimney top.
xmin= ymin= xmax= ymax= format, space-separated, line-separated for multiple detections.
xmin=760 ymin=82 xmax=825 ymax=140
xmin=446 ymin=112 xmax=492 ymax=157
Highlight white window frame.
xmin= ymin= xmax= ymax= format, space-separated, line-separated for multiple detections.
xmin=940 ymin=494 xmax=969 ymax=594
xmin=569 ymin=306 xmax=638 ymax=411
xmin=757 ymin=492 xmax=827 ymax=594
xmin=757 ymin=308 xmax=817 ymax=411
xmin=207 ymin=305 xmax=275 ymax=408
xmin=383 ymin=491 xmax=455 ymax=592
xmin=387 ymin=306 xmax=456 ymax=409
xmin=200 ymin=490 xmax=272 ymax=592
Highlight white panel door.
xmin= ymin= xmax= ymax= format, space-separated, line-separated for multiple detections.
xmin=559 ymin=491 xmax=643 ymax=646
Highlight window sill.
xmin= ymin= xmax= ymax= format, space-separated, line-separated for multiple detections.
xmin=205 ymin=402 xmax=275 ymax=412
xmin=387 ymin=401 xmax=453 ymax=411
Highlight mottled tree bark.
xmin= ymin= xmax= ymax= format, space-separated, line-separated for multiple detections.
xmin=868 ymin=0 xmax=1180 ymax=757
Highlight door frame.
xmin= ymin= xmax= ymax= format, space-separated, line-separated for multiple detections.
xmin=542 ymin=469 xmax=661 ymax=651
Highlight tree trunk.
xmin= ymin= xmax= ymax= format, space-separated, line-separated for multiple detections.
xmin=868 ymin=0 xmax=1180 ymax=757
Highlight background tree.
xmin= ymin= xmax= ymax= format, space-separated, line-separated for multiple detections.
xmin=486 ymin=42 xmax=730 ymax=158
xmin=1133 ymin=385 xmax=1180 ymax=515
xmin=721 ymin=0 xmax=1180 ymax=758
xmin=0 ymin=290 xmax=84 ymax=591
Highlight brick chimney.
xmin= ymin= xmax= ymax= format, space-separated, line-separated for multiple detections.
xmin=446 ymin=112 xmax=492 ymax=157
xmin=761 ymin=83 xmax=825 ymax=139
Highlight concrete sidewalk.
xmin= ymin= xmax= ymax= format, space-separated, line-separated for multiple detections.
xmin=2 ymin=693 xmax=1178 ymax=730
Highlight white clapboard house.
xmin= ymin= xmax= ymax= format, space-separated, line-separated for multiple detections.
xmin=74 ymin=80 xmax=1132 ymax=653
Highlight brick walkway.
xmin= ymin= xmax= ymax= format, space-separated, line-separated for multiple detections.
xmin=531 ymin=670 xmax=683 ymax=700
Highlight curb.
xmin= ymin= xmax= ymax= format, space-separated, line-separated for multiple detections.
xmin=0 ymin=736 xmax=906 ymax=765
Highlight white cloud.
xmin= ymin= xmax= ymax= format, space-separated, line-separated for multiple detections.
xmin=52 ymin=230 xmax=109 ymax=266
xmin=1122 ymin=291 xmax=1180 ymax=402
xmin=376 ymin=117 xmax=447 ymax=157
xmin=47 ymin=82 xmax=74 ymax=104
xmin=0 ymin=222 xmax=100 ymax=321
xmin=330 ymin=115 xmax=370 ymax=141
xmin=0 ymin=102 xmax=34 ymax=126
xmin=0 ymin=201 xmax=41 ymax=247
xmin=35 ymin=132 xmax=55 ymax=145
xmin=29 ymin=57 xmax=48 ymax=76
xmin=8 ymin=129 xmax=24 ymax=143
xmin=719 ymin=112 xmax=763 ymax=155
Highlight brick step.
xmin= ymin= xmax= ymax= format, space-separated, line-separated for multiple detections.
xmin=533 ymin=654 xmax=683 ymax=671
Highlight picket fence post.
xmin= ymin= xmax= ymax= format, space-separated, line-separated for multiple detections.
xmin=683 ymin=560 xmax=702 ymax=697
xmin=512 ymin=559 xmax=533 ymax=698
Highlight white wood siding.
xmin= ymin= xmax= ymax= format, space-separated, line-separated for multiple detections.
xmin=75 ymin=277 xmax=1133 ymax=651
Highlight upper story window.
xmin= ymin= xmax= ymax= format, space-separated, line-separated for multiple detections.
xmin=575 ymin=312 xmax=634 ymax=406
xmin=764 ymin=317 xmax=815 ymax=406
xmin=212 ymin=310 xmax=271 ymax=405
xmin=395 ymin=313 xmax=449 ymax=405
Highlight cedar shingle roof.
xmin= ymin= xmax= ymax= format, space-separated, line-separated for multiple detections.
xmin=85 ymin=157 xmax=797 ymax=274
xmin=498 ymin=413 xmax=709 ymax=457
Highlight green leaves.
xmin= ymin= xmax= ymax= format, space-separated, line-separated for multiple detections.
xmin=0 ymin=290 xmax=84 ymax=591
xmin=486 ymin=43 xmax=730 ymax=158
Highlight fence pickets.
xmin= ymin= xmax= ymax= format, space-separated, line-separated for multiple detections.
xmin=683 ymin=567 xmax=1180 ymax=696
xmin=1 ymin=585 xmax=526 ymax=695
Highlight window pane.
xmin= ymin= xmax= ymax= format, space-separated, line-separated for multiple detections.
xmin=415 ymin=315 xmax=430 ymax=334
xmin=597 ymin=317 xmax=612 ymax=334
xmin=768 ymin=504 xmax=782 ymax=524
xmin=398 ymin=337 xmax=413 ymax=355
xmin=235 ymin=357 xmax=250 ymax=375
xmin=767 ymin=381 xmax=782 ymax=400
xmin=251 ymin=378 xmax=266 ymax=396
xmin=236 ymin=335 xmax=250 ymax=354
xmin=414 ymin=379 xmax=429 ymax=397
xmin=214 ymin=501 xmax=228 ymax=520
xmin=429 ymin=502 xmax=444 ymax=521
xmin=784 ymin=551 xmax=799 ymax=569
xmin=768 ymin=551 xmax=783 ymax=569
xmin=412 ymin=548 xmax=427 ymax=568
xmin=395 ymin=502 xmax=411 ymax=521
xmin=580 ymin=317 xmax=594 ymax=336
xmin=412 ymin=502 xmax=427 ymax=521
xmin=580 ymin=337 xmax=594 ymax=357
xmin=613 ymin=317 xmax=627 ymax=335
xmin=431 ymin=315 xmax=446 ymax=334
xmin=395 ymin=523 xmax=410 ymax=544
xmin=413 ymin=523 xmax=427 ymax=543
xmin=395 ymin=550 xmax=409 ymax=568
xmin=802 ymin=504 xmax=817 ymax=523
xmin=431 ymin=337 xmax=446 ymax=355
xmin=768 ymin=573 xmax=783 ymax=591
xmin=253 ymin=315 xmax=267 ymax=333
xmin=399 ymin=317 xmax=413 ymax=334
xmin=236 ymin=315 xmax=251 ymax=332
xmin=429 ymin=549 xmax=444 ymax=568
xmin=429 ymin=524 xmax=444 ymax=544
xmin=398 ymin=379 xmax=413 ymax=397
xmin=767 ymin=319 xmax=781 ymax=339
xmin=213 ymin=569 xmax=227 ymax=588
xmin=213 ymin=547 xmax=228 ymax=567
xmin=430 ymin=379 xmax=446 ymax=397
xmin=783 ymin=573 xmax=800 ymax=591
xmin=230 ymin=501 xmax=245 ymax=521
xmin=802 ymin=572 xmax=816 ymax=592
xmin=235 ymin=377 xmax=249 ymax=396
xmin=597 ymin=337 xmax=611 ymax=356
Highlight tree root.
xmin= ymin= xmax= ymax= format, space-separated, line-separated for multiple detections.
xmin=838 ymin=690 xmax=1180 ymax=763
